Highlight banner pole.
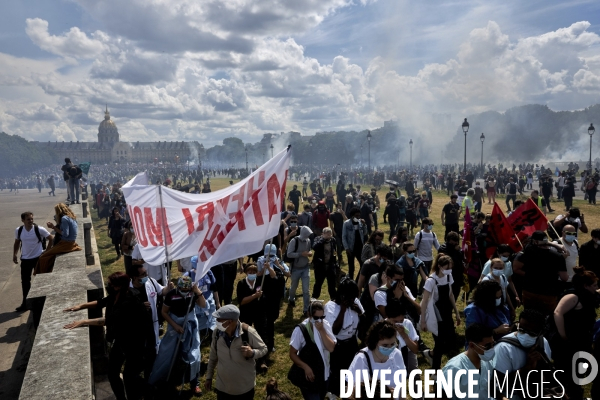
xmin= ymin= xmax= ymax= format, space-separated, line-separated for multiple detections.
xmin=258 ymin=238 xmax=274 ymax=301
xmin=158 ymin=184 xmax=172 ymax=282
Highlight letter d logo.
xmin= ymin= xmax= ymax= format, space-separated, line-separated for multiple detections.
xmin=572 ymin=351 xmax=598 ymax=386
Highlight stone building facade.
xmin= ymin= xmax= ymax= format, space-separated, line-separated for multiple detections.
xmin=34 ymin=107 xmax=205 ymax=165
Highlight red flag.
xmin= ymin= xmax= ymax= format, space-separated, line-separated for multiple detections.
xmin=507 ymin=198 xmax=548 ymax=237
xmin=462 ymin=207 xmax=473 ymax=263
xmin=487 ymin=202 xmax=521 ymax=256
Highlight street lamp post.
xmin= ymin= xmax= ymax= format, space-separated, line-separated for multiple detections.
xmin=462 ymin=118 xmax=470 ymax=174
xmin=270 ymin=144 xmax=274 ymax=158
xmin=589 ymin=123 xmax=595 ymax=171
xmin=245 ymin=146 xmax=249 ymax=172
xmin=480 ymin=133 xmax=485 ymax=177
xmin=360 ymin=144 xmax=363 ymax=166
xmin=367 ymin=130 xmax=372 ymax=170
xmin=409 ymin=139 xmax=413 ymax=171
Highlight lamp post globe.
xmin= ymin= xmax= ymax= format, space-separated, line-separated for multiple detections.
xmin=462 ymin=118 xmax=469 ymax=173
xmin=589 ymin=123 xmax=595 ymax=171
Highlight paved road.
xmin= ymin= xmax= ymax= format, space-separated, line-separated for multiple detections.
xmin=0 ymin=187 xmax=68 ymax=399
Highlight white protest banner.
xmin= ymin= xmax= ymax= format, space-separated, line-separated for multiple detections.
xmin=121 ymin=147 xmax=291 ymax=281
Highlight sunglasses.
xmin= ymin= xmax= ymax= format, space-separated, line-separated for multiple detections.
xmin=473 ymin=341 xmax=495 ymax=351
xmin=312 ymin=315 xmax=326 ymax=321
xmin=516 ymin=324 xmax=541 ymax=337
xmin=406 ymin=250 xmax=415 ymax=254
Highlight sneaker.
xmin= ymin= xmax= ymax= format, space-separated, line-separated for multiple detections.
xmin=270 ymin=347 xmax=276 ymax=352
xmin=422 ymin=349 xmax=433 ymax=366
xmin=259 ymin=362 xmax=268 ymax=372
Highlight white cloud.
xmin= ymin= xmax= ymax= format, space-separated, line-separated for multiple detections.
xmin=25 ymin=18 xmax=106 ymax=59
xmin=1 ymin=1 xmax=600 ymax=149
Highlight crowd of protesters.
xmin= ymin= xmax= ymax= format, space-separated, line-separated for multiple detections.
xmin=10 ymin=155 xmax=600 ymax=400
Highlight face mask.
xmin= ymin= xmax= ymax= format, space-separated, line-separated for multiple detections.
xmin=492 ymin=269 xmax=504 ymax=277
xmin=216 ymin=321 xmax=227 ymax=332
xmin=407 ymin=253 xmax=415 ymax=259
xmin=378 ymin=346 xmax=395 ymax=357
xmin=353 ymin=217 xmax=359 ymax=222
xmin=542 ymin=238 xmax=548 ymax=243
xmin=247 ymin=274 xmax=257 ymax=281
xmin=427 ymin=225 xmax=433 ymax=230
xmin=379 ymin=258 xmax=384 ymax=264
xmin=442 ymin=269 xmax=452 ymax=276
xmin=495 ymin=298 xmax=502 ymax=306
xmin=517 ymin=332 xmax=537 ymax=348
xmin=140 ymin=276 xmax=149 ymax=285
xmin=500 ymin=256 xmax=508 ymax=262
xmin=596 ymin=239 xmax=600 ymax=245
xmin=564 ymin=234 xmax=575 ymax=243
xmin=478 ymin=347 xmax=496 ymax=361
xmin=290 ymin=223 xmax=297 ymax=228
xmin=130 ymin=228 xmax=135 ymax=233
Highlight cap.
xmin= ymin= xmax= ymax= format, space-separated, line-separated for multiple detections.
xmin=212 ymin=304 xmax=240 ymax=320
xmin=346 ymin=194 xmax=353 ymax=199
xmin=531 ymin=231 xmax=547 ymax=241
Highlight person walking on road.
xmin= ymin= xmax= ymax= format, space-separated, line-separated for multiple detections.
xmin=13 ymin=211 xmax=53 ymax=311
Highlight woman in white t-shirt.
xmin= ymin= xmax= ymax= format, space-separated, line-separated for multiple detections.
xmin=346 ymin=320 xmax=406 ymax=399
xmin=420 ymin=254 xmax=461 ymax=370
xmin=324 ymin=278 xmax=364 ymax=399
xmin=289 ymin=301 xmax=337 ymax=400
xmin=481 ymin=258 xmax=516 ymax=321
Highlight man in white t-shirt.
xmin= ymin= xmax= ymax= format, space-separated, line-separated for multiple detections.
xmin=553 ymin=207 xmax=588 ymax=239
xmin=413 ymin=218 xmax=440 ymax=295
xmin=131 ymin=243 xmax=168 ymax=284
xmin=374 ymin=264 xmax=418 ymax=319
xmin=13 ymin=211 xmax=53 ymax=311
xmin=552 ymin=224 xmax=579 ymax=283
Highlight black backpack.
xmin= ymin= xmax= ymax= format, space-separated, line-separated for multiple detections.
xmin=288 ymin=324 xmax=325 ymax=390
xmin=283 ymin=236 xmax=300 ymax=265
xmin=18 ymin=224 xmax=47 ymax=251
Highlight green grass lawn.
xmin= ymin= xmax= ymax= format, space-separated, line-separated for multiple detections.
xmin=92 ymin=178 xmax=599 ymax=399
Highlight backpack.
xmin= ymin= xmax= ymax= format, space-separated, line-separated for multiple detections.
xmin=374 ymin=283 xmax=420 ymax=324
xmin=284 ymin=237 xmax=300 ymax=265
xmin=288 ymin=324 xmax=325 ymax=390
xmin=495 ymin=336 xmax=565 ymax=399
xmin=18 ymin=224 xmax=47 ymax=251
xmin=353 ymin=350 xmax=388 ymax=400
xmin=397 ymin=195 xmax=407 ymax=214
xmin=586 ymin=180 xmax=595 ymax=191
xmin=508 ymin=183 xmax=517 ymax=194
xmin=415 ymin=231 xmax=436 ymax=252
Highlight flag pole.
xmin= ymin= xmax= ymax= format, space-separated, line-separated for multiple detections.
xmin=258 ymin=238 xmax=274 ymax=301
xmin=158 ymin=184 xmax=172 ymax=282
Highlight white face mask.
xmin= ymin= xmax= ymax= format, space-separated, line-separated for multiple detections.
xmin=216 ymin=321 xmax=227 ymax=332
xmin=353 ymin=217 xmax=359 ymax=223
xmin=478 ymin=347 xmax=496 ymax=361
xmin=495 ymin=298 xmax=502 ymax=306
xmin=500 ymin=256 xmax=508 ymax=262
xmin=492 ymin=269 xmax=504 ymax=277
xmin=442 ymin=269 xmax=452 ymax=276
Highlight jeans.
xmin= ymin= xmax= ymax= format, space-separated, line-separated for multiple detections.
xmin=19 ymin=257 xmax=39 ymax=305
xmin=289 ymin=267 xmax=310 ymax=312
xmin=68 ymin=178 xmax=80 ymax=203
xmin=557 ymin=186 xmax=564 ymax=199
xmin=474 ymin=201 xmax=482 ymax=212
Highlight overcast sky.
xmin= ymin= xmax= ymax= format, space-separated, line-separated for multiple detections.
xmin=1 ymin=0 xmax=600 ymax=147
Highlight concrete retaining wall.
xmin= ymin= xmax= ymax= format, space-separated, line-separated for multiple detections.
xmin=20 ymin=202 xmax=104 ymax=400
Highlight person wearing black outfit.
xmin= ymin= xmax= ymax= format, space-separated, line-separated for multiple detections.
xmin=61 ymin=158 xmax=73 ymax=202
xmin=383 ymin=196 xmax=400 ymax=243
xmin=437 ymin=232 xmax=464 ymax=300
xmin=550 ymin=267 xmax=599 ymax=400
xmin=311 ymin=228 xmax=338 ymax=300
xmin=579 ymin=228 xmax=600 ymax=278
xmin=64 ymin=272 xmax=153 ymax=400
xmin=541 ymin=175 xmax=555 ymax=212
xmin=288 ymin=185 xmax=302 ymax=213
xmin=505 ymin=178 xmax=518 ymax=212
xmin=440 ymin=194 xmax=461 ymax=240
xmin=329 ymin=205 xmax=346 ymax=262
xmin=513 ymin=230 xmax=568 ymax=316
xmin=108 ymin=207 xmax=125 ymax=260
xmin=562 ymin=177 xmax=576 ymax=211
xmin=236 ymin=263 xmax=268 ymax=371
